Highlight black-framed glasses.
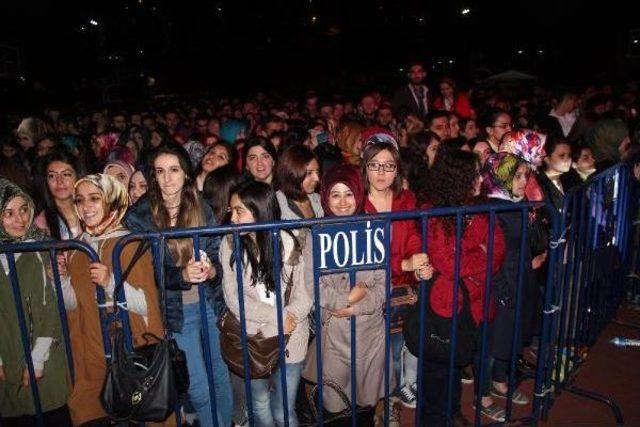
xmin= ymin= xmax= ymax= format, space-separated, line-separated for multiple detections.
xmin=367 ymin=162 xmax=397 ymax=172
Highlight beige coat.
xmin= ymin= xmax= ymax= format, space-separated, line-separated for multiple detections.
xmin=302 ymin=269 xmax=392 ymax=412
xmin=220 ymin=230 xmax=313 ymax=364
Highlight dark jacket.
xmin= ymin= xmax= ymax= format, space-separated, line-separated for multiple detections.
xmin=392 ymin=84 xmax=429 ymax=118
xmin=488 ymin=199 xmax=537 ymax=359
xmin=124 ymin=194 xmax=225 ymax=332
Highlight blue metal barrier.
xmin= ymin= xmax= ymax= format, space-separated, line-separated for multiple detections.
xmin=0 ymin=239 xmax=100 ymax=427
xmin=3 ymin=162 xmax=635 ymax=427
xmin=537 ymin=163 xmax=632 ymax=426
xmin=108 ymin=201 xmax=539 ymax=427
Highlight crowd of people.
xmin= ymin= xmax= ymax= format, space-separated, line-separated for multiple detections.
xmin=1 ymin=60 xmax=639 ymax=427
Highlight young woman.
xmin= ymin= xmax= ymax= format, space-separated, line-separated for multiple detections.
xmin=124 ymin=143 xmax=233 ymax=427
xmin=404 ymin=131 xmax=442 ymax=194
xmin=471 ymin=139 xmax=493 ymax=167
xmin=481 ymin=108 xmax=512 ymax=153
xmin=361 ymin=133 xmax=431 ymax=410
xmin=538 ymin=137 xmax=573 ymax=213
xmin=221 ymin=181 xmax=313 ymax=427
xmin=64 ymin=173 xmax=165 ymax=426
xmin=195 ymin=143 xmax=235 ymax=191
xmin=128 ymin=169 xmax=148 ymax=205
xmin=460 ymin=118 xmax=479 ymax=141
xmin=275 ymin=145 xmax=323 ymax=221
xmin=484 ymin=153 xmax=535 ymax=413
xmin=303 ymin=165 xmax=401 ymax=418
xmin=432 ymin=77 xmax=474 ymax=120
xmin=103 ymin=159 xmax=134 ymax=188
xmin=0 ymin=178 xmax=71 ymax=426
xmin=335 ymin=121 xmax=364 ymax=166
xmin=202 ymin=164 xmax=242 ymax=225
xmin=35 ymin=150 xmax=84 ymax=240
xmin=243 ymin=137 xmax=277 ymax=185
xmin=413 ymin=149 xmax=505 ymax=425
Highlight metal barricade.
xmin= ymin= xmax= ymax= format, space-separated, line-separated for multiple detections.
xmin=0 ymin=239 xmax=100 ymax=427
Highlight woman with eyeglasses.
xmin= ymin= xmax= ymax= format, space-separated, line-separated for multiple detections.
xmin=361 ymin=131 xmax=431 ymax=418
xmin=481 ymin=108 xmax=513 ymax=153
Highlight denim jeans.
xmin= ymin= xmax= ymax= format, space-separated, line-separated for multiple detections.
xmin=249 ymin=362 xmax=303 ymax=427
xmin=391 ymin=334 xmax=418 ymax=393
xmin=173 ymin=302 xmax=232 ymax=427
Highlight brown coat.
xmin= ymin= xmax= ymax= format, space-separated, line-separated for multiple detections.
xmin=302 ymin=269 xmax=392 ymax=412
xmin=66 ymin=232 xmax=165 ymax=426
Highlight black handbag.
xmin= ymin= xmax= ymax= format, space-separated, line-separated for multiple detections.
xmin=296 ymin=378 xmax=375 ymax=427
xmin=404 ymin=279 xmax=476 ymax=367
xmin=100 ymin=241 xmax=188 ymax=422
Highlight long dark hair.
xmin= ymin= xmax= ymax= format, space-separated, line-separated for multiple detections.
xmin=147 ymin=142 xmax=204 ymax=266
xmin=422 ymin=148 xmax=480 ymax=236
xmin=203 ymin=164 xmax=242 ymax=224
xmin=36 ymin=149 xmax=84 ymax=240
xmin=229 ymin=181 xmax=284 ymax=293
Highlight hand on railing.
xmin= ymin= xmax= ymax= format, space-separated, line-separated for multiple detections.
xmin=181 ymin=257 xmax=216 ymax=283
xmin=401 ymin=253 xmax=430 ymax=272
xmin=22 ymin=367 xmax=43 ymax=386
xmin=532 ymin=250 xmax=548 ymax=270
xmin=90 ymin=262 xmax=112 ymax=287
xmin=415 ymin=263 xmax=434 ymax=281
xmin=46 ymin=254 xmax=68 ymax=281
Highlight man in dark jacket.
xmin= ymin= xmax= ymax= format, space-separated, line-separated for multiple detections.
xmin=393 ymin=61 xmax=430 ymax=119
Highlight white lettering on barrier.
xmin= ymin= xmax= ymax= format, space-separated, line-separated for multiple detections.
xmin=316 ymin=221 xmax=386 ymax=270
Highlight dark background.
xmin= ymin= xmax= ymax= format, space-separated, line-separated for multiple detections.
xmin=1 ymin=0 xmax=638 ymax=108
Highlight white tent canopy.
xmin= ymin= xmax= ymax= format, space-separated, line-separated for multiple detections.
xmin=487 ymin=69 xmax=537 ymax=81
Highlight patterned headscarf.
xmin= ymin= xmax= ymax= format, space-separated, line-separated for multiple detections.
xmin=0 ymin=178 xmax=45 ymax=243
xmin=74 ymin=174 xmax=129 ymax=236
xmin=498 ymin=129 xmax=546 ymax=168
xmin=484 ymin=152 xmax=528 ymax=202
xmin=320 ymin=164 xmax=365 ymax=215
xmin=92 ymin=131 xmax=120 ymax=161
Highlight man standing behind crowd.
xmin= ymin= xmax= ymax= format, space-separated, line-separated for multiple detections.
xmin=393 ymin=61 xmax=430 ymax=118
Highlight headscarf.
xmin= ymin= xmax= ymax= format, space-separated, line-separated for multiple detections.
xmin=103 ymin=160 xmax=135 ymax=184
xmin=92 ymin=131 xmax=120 ymax=161
xmin=498 ymin=129 xmax=546 ymax=168
xmin=0 ymin=178 xmax=45 ymax=243
xmin=484 ymin=152 xmax=528 ymax=202
xmin=498 ymin=129 xmax=546 ymax=201
xmin=585 ymin=118 xmax=629 ymax=164
xmin=74 ymin=174 xmax=129 ymax=236
xmin=320 ymin=164 xmax=365 ymax=215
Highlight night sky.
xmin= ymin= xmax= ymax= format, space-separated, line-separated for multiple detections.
xmin=0 ymin=0 xmax=637 ymax=107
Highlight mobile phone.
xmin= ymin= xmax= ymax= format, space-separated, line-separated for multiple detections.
xmin=316 ymin=131 xmax=330 ymax=145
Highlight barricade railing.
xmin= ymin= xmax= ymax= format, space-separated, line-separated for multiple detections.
xmin=536 ymin=163 xmax=632 ymax=426
xmin=0 ymin=239 xmax=100 ymax=427
xmin=110 ymin=201 xmax=540 ymax=427
xmin=2 ymin=163 xmax=634 ymax=427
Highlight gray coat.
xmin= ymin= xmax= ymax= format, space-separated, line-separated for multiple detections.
xmin=302 ymin=269 xmax=391 ymax=412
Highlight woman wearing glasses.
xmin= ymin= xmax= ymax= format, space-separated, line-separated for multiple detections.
xmin=481 ymin=108 xmax=513 ymax=152
xmin=361 ymin=130 xmax=431 ymax=418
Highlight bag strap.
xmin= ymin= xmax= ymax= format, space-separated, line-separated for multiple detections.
xmin=112 ymin=241 xmax=151 ymax=317
xmin=308 ymin=379 xmax=353 ymax=421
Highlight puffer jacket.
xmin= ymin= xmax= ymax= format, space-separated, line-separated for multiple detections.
xmin=124 ymin=194 xmax=224 ymax=332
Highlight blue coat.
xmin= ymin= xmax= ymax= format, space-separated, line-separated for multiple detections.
xmin=124 ymin=194 xmax=225 ymax=332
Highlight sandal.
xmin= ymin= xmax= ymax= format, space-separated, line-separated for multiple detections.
xmin=473 ymin=403 xmax=506 ymax=422
xmin=490 ymin=385 xmax=529 ymax=405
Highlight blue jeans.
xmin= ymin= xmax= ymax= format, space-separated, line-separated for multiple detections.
xmin=250 ymin=362 xmax=303 ymax=427
xmin=174 ymin=302 xmax=232 ymax=427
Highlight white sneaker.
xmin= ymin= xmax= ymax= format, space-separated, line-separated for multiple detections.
xmin=398 ymin=384 xmax=417 ymax=409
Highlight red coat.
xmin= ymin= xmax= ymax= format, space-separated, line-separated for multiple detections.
xmin=364 ymin=189 xmax=422 ymax=287
xmin=432 ymin=93 xmax=474 ymax=119
xmin=426 ymin=213 xmax=506 ymax=325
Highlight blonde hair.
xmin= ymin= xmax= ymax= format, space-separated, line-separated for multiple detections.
xmin=336 ymin=121 xmax=364 ymax=165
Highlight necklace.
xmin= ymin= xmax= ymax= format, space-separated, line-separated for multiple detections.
xmin=165 ymin=203 xmax=181 ymax=209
